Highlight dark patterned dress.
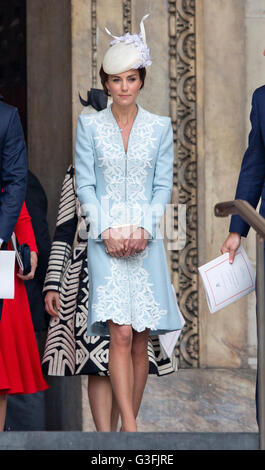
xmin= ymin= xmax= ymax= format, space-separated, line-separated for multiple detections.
xmin=42 ymin=165 xmax=177 ymax=376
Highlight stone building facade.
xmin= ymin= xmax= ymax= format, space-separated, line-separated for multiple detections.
xmin=16 ymin=0 xmax=265 ymax=429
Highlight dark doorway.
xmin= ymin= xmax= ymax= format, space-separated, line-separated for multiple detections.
xmin=0 ymin=0 xmax=27 ymax=135
xmin=0 ymin=0 xmax=27 ymax=137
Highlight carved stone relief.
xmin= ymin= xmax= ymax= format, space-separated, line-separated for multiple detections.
xmin=169 ymin=0 xmax=198 ymax=368
xmin=123 ymin=0 xmax=131 ymax=33
xmin=91 ymin=0 xmax=97 ymax=87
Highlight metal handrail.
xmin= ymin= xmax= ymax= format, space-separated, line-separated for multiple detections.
xmin=215 ymin=199 xmax=265 ymax=450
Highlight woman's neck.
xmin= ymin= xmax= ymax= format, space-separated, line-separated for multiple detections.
xmin=111 ymin=102 xmax=138 ymax=121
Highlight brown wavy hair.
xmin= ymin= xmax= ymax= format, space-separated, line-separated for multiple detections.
xmin=99 ymin=66 xmax=146 ymax=96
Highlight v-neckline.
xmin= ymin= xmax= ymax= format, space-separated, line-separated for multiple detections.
xmin=109 ymin=104 xmax=140 ymax=155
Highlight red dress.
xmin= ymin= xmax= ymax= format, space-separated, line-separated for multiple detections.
xmin=0 ymin=202 xmax=49 ymax=395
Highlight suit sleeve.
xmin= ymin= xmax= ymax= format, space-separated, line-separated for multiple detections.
xmin=25 ymin=172 xmax=51 ymax=288
xmin=230 ymin=91 xmax=265 ymax=236
xmin=0 ymin=108 xmax=27 ymax=243
xmin=140 ymin=118 xmax=174 ymax=239
xmin=75 ymin=115 xmax=112 ymax=240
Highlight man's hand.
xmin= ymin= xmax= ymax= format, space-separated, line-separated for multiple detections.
xmin=221 ymin=232 xmax=241 ymax=263
xmin=17 ymin=251 xmax=38 ymax=280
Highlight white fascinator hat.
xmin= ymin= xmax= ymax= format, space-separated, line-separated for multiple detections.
xmin=102 ymin=14 xmax=152 ymax=75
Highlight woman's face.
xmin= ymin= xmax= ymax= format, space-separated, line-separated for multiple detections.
xmin=106 ymin=69 xmax=142 ymax=107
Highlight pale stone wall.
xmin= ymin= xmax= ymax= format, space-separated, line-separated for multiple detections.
xmin=131 ymin=0 xmax=170 ymax=116
xmin=197 ymin=0 xmax=248 ymax=368
xmin=27 ymin=0 xmax=72 ymax=234
xmin=71 ymin=0 xmax=93 ymax=137
xmin=198 ymin=0 xmax=265 ymax=368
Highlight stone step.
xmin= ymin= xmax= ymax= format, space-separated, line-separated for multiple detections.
xmin=0 ymin=431 xmax=259 ymax=450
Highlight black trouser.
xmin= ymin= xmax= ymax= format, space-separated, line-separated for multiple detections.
xmin=4 ymin=332 xmax=46 ymax=431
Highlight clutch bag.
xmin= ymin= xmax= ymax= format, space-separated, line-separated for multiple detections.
xmin=11 ymin=233 xmax=31 ymax=275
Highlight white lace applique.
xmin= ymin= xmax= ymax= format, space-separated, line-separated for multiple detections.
xmin=92 ymin=107 xmax=165 ymax=227
xmin=93 ymin=247 xmax=167 ymax=331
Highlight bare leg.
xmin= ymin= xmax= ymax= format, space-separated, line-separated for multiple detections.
xmin=131 ymin=329 xmax=150 ymax=418
xmin=110 ymin=390 xmax=120 ymax=431
xmin=88 ymin=375 xmax=119 ymax=431
xmin=0 ymin=395 xmax=7 ymax=432
xmin=108 ymin=321 xmax=136 ymax=432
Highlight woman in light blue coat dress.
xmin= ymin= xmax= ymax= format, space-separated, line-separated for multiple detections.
xmin=75 ymin=16 xmax=183 ymax=432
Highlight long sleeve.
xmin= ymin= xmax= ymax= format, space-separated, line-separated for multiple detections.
xmin=14 ymin=202 xmax=38 ymax=253
xmin=0 ymin=108 xmax=28 ymax=243
xmin=74 ymin=115 xmax=112 ymax=240
xmin=230 ymin=91 xmax=265 ymax=237
xmin=140 ymin=118 xmax=174 ymax=239
xmin=25 ymin=170 xmax=51 ymax=288
xmin=43 ymin=166 xmax=78 ymax=293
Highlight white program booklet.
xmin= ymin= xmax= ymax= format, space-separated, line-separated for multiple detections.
xmin=0 ymin=250 xmax=16 ymax=299
xmin=159 ymin=284 xmax=186 ymax=359
xmin=198 ymin=245 xmax=255 ymax=314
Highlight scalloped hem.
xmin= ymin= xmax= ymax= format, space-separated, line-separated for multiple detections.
xmin=88 ymin=318 xmax=182 ymax=337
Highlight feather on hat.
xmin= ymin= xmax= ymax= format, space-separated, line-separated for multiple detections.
xmin=102 ymin=14 xmax=152 ymax=74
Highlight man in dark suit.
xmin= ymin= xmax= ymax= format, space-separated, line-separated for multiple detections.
xmin=0 ymin=98 xmax=28 ymax=312
xmin=221 ymin=86 xmax=265 ymax=260
xmin=221 ymin=86 xmax=265 ymax=422
xmin=0 ymin=98 xmax=27 ymax=246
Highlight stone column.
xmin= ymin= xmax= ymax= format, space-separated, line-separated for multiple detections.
xmin=71 ymin=0 xmax=93 ymax=135
xmin=197 ymin=0 xmax=248 ymax=367
xmin=27 ymin=0 xmax=73 ymax=235
xmin=27 ymin=0 xmax=82 ymax=430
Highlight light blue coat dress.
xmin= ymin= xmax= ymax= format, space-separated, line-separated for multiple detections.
xmin=75 ymin=103 xmax=183 ymax=336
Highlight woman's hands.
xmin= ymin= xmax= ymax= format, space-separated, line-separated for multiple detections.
xmin=102 ymin=226 xmax=150 ymax=258
xmin=45 ymin=291 xmax=60 ymax=317
xmin=102 ymin=228 xmax=126 ymax=257
xmin=123 ymin=227 xmax=149 ymax=258
xmin=17 ymin=251 xmax=38 ymax=281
